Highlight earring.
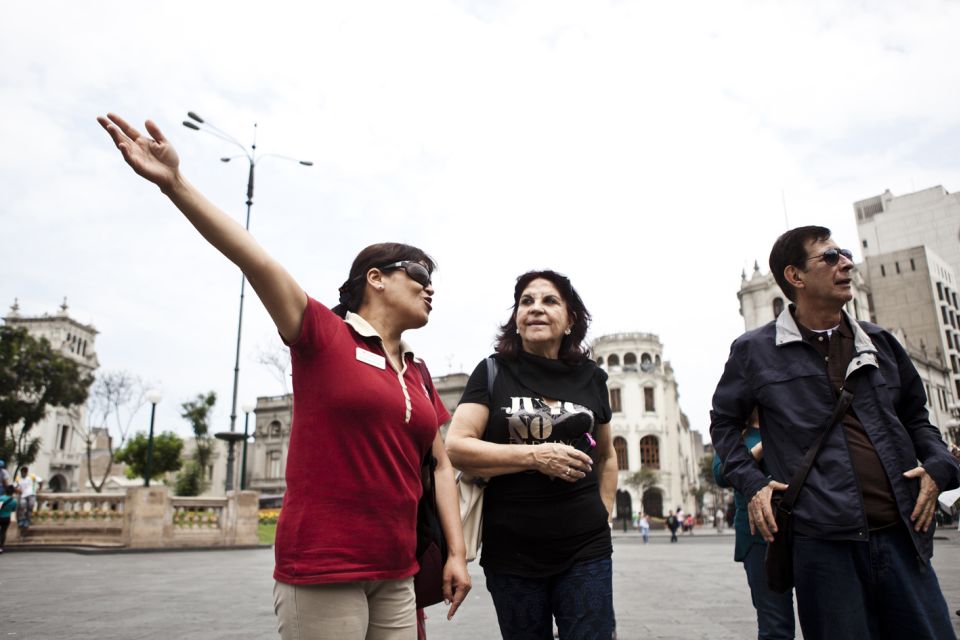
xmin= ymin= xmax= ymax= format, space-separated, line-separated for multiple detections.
xmin=564 ymin=328 xmax=572 ymax=335
xmin=515 ymin=327 xmax=520 ymax=334
xmin=378 ymin=285 xmax=384 ymax=290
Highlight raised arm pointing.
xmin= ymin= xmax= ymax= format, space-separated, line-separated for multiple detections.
xmin=97 ymin=113 xmax=307 ymax=342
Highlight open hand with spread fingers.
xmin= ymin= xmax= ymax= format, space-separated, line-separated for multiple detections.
xmin=97 ymin=113 xmax=180 ymax=192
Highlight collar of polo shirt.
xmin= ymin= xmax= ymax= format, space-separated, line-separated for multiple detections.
xmin=345 ymin=311 xmax=417 ymax=360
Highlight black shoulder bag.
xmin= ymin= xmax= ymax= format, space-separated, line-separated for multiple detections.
xmin=413 ymin=361 xmax=448 ymax=608
xmin=765 ymin=377 xmax=857 ymax=594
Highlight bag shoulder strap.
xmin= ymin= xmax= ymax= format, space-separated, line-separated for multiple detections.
xmin=780 ymin=376 xmax=858 ymax=511
xmin=484 ymin=357 xmax=499 ymax=399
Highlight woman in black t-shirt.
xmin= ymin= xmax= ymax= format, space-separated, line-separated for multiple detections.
xmin=446 ymin=270 xmax=618 ymax=640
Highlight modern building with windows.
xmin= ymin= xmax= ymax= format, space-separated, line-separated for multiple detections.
xmin=592 ymin=332 xmax=700 ymax=520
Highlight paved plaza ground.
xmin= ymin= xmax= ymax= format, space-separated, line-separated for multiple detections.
xmin=2 ymin=527 xmax=959 ymax=639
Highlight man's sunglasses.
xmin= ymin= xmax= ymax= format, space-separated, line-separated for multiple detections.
xmin=805 ymin=248 xmax=853 ymax=266
xmin=379 ymin=261 xmax=432 ymax=288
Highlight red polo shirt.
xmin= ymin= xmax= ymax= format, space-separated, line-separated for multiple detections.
xmin=274 ymin=297 xmax=450 ymax=584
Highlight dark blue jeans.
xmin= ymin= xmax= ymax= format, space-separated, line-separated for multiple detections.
xmin=792 ymin=525 xmax=955 ymax=640
xmin=742 ymin=542 xmax=796 ymax=639
xmin=484 ymin=556 xmax=614 ymax=640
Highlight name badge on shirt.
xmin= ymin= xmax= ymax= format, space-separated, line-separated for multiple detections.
xmin=356 ymin=347 xmax=386 ymax=370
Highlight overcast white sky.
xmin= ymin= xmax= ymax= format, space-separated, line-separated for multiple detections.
xmin=3 ymin=0 xmax=959 ymax=441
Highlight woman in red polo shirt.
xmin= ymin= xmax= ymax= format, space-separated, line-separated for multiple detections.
xmin=98 ymin=113 xmax=470 ymax=639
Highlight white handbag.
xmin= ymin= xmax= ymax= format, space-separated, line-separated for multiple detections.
xmin=458 ymin=472 xmax=486 ymax=562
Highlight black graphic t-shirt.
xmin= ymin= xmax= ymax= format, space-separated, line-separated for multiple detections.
xmin=459 ymin=358 xmax=612 ymax=577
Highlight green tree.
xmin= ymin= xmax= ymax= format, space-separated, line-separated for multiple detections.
xmin=625 ymin=467 xmax=659 ymax=513
xmin=699 ymin=452 xmax=723 ymax=516
xmin=0 ymin=326 xmax=93 ymax=469
xmin=175 ymin=391 xmax=216 ymax=496
xmin=115 ymin=430 xmax=184 ymax=480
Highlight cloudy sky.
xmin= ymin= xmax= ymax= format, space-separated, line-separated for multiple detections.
xmin=3 ymin=0 xmax=959 ymax=441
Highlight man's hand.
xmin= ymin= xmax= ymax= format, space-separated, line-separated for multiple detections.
xmin=903 ymin=466 xmax=940 ymax=533
xmin=748 ymin=480 xmax=789 ymax=543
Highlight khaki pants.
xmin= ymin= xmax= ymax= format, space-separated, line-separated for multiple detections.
xmin=273 ymin=578 xmax=416 ymax=640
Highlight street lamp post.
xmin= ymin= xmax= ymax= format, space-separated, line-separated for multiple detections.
xmin=240 ymin=403 xmax=255 ymax=491
xmin=143 ymin=390 xmax=162 ymax=487
xmin=183 ymin=111 xmax=311 ymax=492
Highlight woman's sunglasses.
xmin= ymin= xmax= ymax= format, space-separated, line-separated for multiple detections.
xmin=378 ymin=261 xmax=432 ymax=288
xmin=805 ymin=248 xmax=853 ymax=266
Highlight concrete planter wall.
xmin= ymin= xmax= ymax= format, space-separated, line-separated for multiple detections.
xmin=9 ymin=487 xmax=259 ymax=549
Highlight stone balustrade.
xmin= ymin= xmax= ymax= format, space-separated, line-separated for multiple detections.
xmin=9 ymin=487 xmax=259 ymax=549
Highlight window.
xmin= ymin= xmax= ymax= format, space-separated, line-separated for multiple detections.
xmin=640 ymin=436 xmax=660 ymax=469
xmin=862 ymin=239 xmax=868 ymax=248
xmin=610 ymin=388 xmax=622 ymax=412
xmin=925 ymin=385 xmax=931 ymax=407
xmin=895 ymin=262 xmax=901 ymax=274
xmin=268 ymin=450 xmax=282 ymax=478
xmin=772 ymin=297 xmax=784 ymax=319
xmin=608 ymin=354 xmax=620 ymax=367
xmin=613 ymin=437 xmax=629 ymax=470
xmin=943 ymin=306 xmax=950 ymax=325
xmin=910 ymin=258 xmax=916 ymax=271
xmin=596 ymin=356 xmax=604 ymax=367
xmin=880 ymin=265 xmax=886 ymax=277
xmin=644 ymin=387 xmax=655 ymax=412
xmin=270 ymin=420 xmax=282 ymax=438
xmin=623 ymin=353 xmax=637 ymax=368
xmin=58 ymin=425 xmax=70 ymax=450
xmin=640 ymin=353 xmax=654 ymax=372
xmin=954 ymin=292 xmax=959 ymax=309
xmin=937 ymin=282 xmax=944 ymax=301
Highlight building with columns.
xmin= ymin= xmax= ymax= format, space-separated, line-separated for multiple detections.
xmin=592 ymin=332 xmax=699 ymax=519
xmin=3 ymin=299 xmax=99 ymax=492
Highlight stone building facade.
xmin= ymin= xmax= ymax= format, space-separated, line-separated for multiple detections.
xmin=592 ymin=332 xmax=699 ymax=519
xmin=3 ymin=300 xmax=99 ymax=492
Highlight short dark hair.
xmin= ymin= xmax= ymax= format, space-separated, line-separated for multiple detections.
xmin=332 ymin=242 xmax=436 ymax=317
xmin=4 ymin=485 xmax=13 ymax=496
xmin=494 ymin=270 xmax=591 ymax=364
xmin=769 ymin=226 xmax=831 ymax=302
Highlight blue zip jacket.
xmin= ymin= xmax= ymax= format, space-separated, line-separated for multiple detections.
xmin=710 ymin=308 xmax=960 ymax=562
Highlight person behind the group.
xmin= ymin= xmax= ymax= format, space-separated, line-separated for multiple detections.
xmin=0 ymin=485 xmax=17 ymax=553
xmin=98 ymin=113 xmax=470 ymax=640
xmin=0 ymin=460 xmax=11 ymax=489
xmin=710 ymin=226 xmax=960 ymax=640
xmin=445 ymin=270 xmax=618 ymax=640
xmin=638 ymin=513 xmax=650 ymax=544
xmin=684 ymin=514 xmax=695 ymax=535
xmin=665 ymin=510 xmax=679 ymax=543
xmin=14 ymin=466 xmax=41 ymax=529
xmin=713 ymin=411 xmax=795 ymax=640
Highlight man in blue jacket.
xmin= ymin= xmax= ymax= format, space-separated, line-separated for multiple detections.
xmin=710 ymin=226 xmax=960 ymax=639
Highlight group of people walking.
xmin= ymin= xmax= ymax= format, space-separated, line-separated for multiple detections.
xmin=98 ymin=113 xmax=959 ymax=640
xmin=0 ymin=462 xmax=42 ymax=553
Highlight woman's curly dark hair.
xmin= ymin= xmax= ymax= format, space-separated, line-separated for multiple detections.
xmin=494 ymin=269 xmax=591 ymax=364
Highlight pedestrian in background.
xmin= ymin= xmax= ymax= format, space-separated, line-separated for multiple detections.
xmin=638 ymin=514 xmax=650 ymax=544
xmin=0 ymin=460 xmax=11 ymax=489
xmin=446 ymin=269 xmax=618 ymax=640
xmin=14 ymin=466 xmax=41 ymax=529
xmin=0 ymin=485 xmax=17 ymax=553
xmin=666 ymin=511 xmax=679 ymax=542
